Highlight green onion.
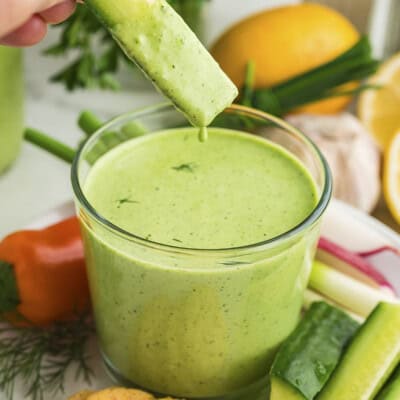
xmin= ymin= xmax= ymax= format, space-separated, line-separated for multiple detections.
xmin=241 ymin=61 xmax=256 ymax=107
xmin=78 ymin=110 xmax=103 ymax=136
xmin=24 ymin=128 xmax=76 ymax=164
xmin=248 ymin=36 xmax=379 ymax=115
xmin=309 ymin=260 xmax=398 ymax=318
xmin=24 ymin=111 xmax=148 ymax=164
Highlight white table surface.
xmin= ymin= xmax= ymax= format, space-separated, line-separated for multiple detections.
xmin=0 ymin=0 xmax=298 ymax=238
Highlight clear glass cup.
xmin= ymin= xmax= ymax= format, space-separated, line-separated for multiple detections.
xmin=72 ymin=103 xmax=332 ymax=400
xmin=0 ymin=46 xmax=24 ymax=174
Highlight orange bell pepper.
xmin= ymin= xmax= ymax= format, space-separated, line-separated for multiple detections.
xmin=0 ymin=216 xmax=90 ymax=326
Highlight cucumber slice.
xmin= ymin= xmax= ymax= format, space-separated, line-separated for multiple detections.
xmin=85 ymin=0 xmax=238 ymax=127
xmin=270 ymin=302 xmax=359 ymax=400
xmin=318 ymin=302 xmax=400 ymax=400
xmin=375 ymin=365 xmax=400 ymax=400
xmin=270 ymin=377 xmax=306 ymax=400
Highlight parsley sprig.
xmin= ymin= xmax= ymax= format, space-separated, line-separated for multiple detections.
xmin=44 ymin=3 xmax=127 ymax=91
xmin=45 ymin=1 xmax=209 ymax=91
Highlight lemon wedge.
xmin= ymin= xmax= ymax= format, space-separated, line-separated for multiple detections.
xmin=384 ymin=130 xmax=400 ymax=224
xmin=358 ymin=53 xmax=400 ymax=150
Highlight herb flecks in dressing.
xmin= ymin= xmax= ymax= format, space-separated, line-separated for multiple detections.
xmin=172 ymin=162 xmax=197 ymax=173
xmin=85 ymin=127 xmax=317 ymax=249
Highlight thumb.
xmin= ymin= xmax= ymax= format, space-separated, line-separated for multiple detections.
xmin=0 ymin=0 xmax=70 ymax=38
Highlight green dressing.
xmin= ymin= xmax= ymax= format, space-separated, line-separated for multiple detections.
xmin=85 ymin=128 xmax=317 ymax=249
xmin=80 ymin=127 xmax=320 ymax=398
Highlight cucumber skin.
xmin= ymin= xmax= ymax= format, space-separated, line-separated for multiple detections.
xmin=270 ymin=302 xmax=359 ymax=400
xmin=376 ymin=365 xmax=400 ymax=400
xmin=270 ymin=376 xmax=307 ymax=400
xmin=317 ymin=302 xmax=400 ymax=400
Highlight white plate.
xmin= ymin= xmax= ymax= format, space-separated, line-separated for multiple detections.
xmin=2 ymin=198 xmax=400 ymax=399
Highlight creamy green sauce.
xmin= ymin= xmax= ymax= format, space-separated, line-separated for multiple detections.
xmin=85 ymin=127 xmax=317 ymax=249
xmin=81 ymin=127 xmax=319 ymax=397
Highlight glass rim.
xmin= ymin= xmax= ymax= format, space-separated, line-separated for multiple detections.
xmin=71 ymin=102 xmax=332 ymax=255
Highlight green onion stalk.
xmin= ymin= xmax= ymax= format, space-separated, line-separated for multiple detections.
xmin=25 ymin=111 xmax=109 ymax=165
xmin=213 ymin=36 xmax=379 ymax=130
xmin=24 ymin=111 xmax=148 ymax=166
xmin=307 ymin=261 xmax=399 ymax=320
xmin=245 ymin=36 xmax=379 ymax=116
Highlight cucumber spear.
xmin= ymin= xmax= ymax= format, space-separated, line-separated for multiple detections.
xmin=85 ymin=0 xmax=238 ymax=128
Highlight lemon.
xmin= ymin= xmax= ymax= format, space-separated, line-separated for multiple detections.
xmin=383 ymin=130 xmax=400 ymax=224
xmin=211 ymin=3 xmax=359 ymax=114
xmin=359 ymin=53 xmax=400 ymax=150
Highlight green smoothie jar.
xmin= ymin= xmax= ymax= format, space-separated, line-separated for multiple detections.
xmin=0 ymin=46 xmax=24 ymax=174
xmin=72 ymin=104 xmax=332 ymax=400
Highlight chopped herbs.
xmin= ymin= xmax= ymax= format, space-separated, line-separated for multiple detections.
xmin=172 ymin=162 xmax=198 ymax=173
xmin=220 ymin=261 xmax=249 ymax=266
xmin=116 ymin=198 xmax=139 ymax=208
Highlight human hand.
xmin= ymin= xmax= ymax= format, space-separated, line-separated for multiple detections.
xmin=0 ymin=0 xmax=76 ymax=46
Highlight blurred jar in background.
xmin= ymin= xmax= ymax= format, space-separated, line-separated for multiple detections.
xmin=0 ymin=46 xmax=24 ymax=175
xmin=311 ymin=0 xmax=400 ymax=58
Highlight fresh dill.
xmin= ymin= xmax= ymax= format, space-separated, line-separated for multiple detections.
xmin=0 ymin=315 xmax=95 ymax=400
xmin=172 ymin=162 xmax=197 ymax=173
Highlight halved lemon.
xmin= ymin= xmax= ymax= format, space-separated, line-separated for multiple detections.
xmin=383 ymin=130 xmax=400 ymax=224
xmin=358 ymin=53 xmax=400 ymax=150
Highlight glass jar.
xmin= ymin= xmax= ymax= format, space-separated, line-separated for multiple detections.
xmin=72 ymin=103 xmax=332 ymax=399
xmin=0 ymin=46 xmax=24 ymax=174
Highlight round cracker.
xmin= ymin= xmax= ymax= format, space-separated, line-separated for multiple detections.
xmin=67 ymin=390 xmax=95 ymax=400
xmin=86 ymin=387 xmax=155 ymax=400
